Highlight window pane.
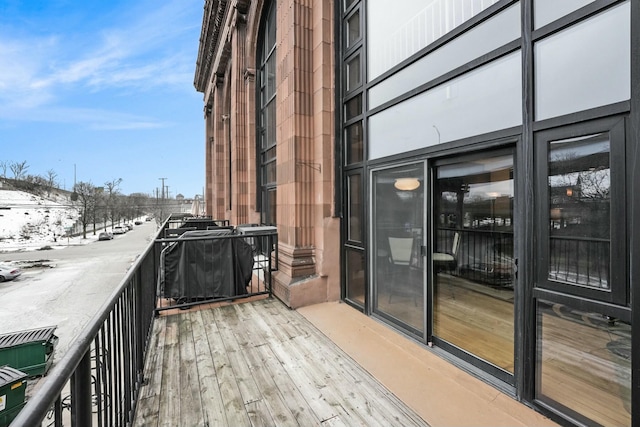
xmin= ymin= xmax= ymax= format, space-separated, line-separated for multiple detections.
xmin=535 ymin=2 xmax=630 ymax=121
xmin=372 ymin=163 xmax=424 ymax=333
xmin=345 ymin=121 xmax=363 ymax=164
xmin=537 ymin=299 xmax=631 ymax=426
xmin=346 ymin=248 xmax=366 ymax=305
xmin=434 ymin=153 xmax=515 ymax=373
xmin=534 ymin=0 xmax=595 ymax=29
xmin=369 ymin=2 xmax=520 ymax=108
xmin=370 ymin=52 xmax=521 ymax=160
xmin=266 ymin=55 xmax=276 ymax=99
xmin=346 ymin=10 xmax=360 ymax=48
xmin=262 ymin=101 xmax=276 ymax=149
xmin=344 ymin=0 xmax=357 ymax=11
xmin=348 ymin=174 xmax=362 ymax=242
xmin=267 ymin=4 xmax=276 ymax=50
xmin=345 ymin=54 xmax=361 ymax=92
xmin=368 ymin=0 xmax=501 ymax=80
xmin=345 ymin=94 xmax=362 ymax=121
xmin=548 ymin=133 xmax=610 ymax=289
xmin=262 ymin=188 xmax=277 ymax=226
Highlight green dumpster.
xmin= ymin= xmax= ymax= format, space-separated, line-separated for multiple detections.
xmin=0 ymin=326 xmax=58 ymax=377
xmin=0 ymin=366 xmax=27 ymax=427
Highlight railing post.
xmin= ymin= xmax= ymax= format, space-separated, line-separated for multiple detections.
xmin=71 ymin=350 xmax=93 ymax=426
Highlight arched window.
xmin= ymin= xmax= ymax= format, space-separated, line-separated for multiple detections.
xmin=257 ymin=1 xmax=276 ymax=225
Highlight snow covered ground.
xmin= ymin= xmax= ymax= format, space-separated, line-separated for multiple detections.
xmin=0 ymin=189 xmax=88 ymax=252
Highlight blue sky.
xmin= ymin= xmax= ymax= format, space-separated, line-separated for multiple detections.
xmin=0 ymin=0 xmax=206 ymax=198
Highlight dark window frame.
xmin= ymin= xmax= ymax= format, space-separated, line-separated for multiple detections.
xmin=256 ymin=0 xmax=277 ymax=225
xmin=534 ymin=116 xmax=627 ymax=305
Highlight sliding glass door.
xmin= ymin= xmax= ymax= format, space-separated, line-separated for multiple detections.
xmin=432 ymin=150 xmax=515 ymax=378
xmin=371 ymin=163 xmax=425 ymax=335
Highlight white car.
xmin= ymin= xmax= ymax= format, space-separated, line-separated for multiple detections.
xmin=0 ymin=264 xmax=22 ymax=282
xmin=112 ymin=226 xmax=126 ymax=235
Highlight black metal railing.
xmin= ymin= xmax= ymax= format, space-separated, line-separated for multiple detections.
xmin=155 ymin=226 xmax=278 ymax=312
xmin=10 ymin=216 xmax=278 ymax=426
xmin=10 ymin=224 xmax=159 ymax=427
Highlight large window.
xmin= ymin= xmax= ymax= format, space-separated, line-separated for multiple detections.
xmin=369 ymin=51 xmax=521 ymax=159
xmin=534 ymin=1 xmax=630 ymax=121
xmin=535 ymin=117 xmax=626 ymax=304
xmin=534 ymin=117 xmax=630 ymax=426
xmin=258 ymin=1 xmax=277 ymax=225
xmin=368 ymin=2 xmax=520 ymax=109
xmin=367 ymin=0 xmax=501 ymax=79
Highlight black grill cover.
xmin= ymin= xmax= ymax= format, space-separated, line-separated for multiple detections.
xmin=161 ymin=230 xmax=254 ymax=300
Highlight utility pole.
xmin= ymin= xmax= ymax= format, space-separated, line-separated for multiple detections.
xmin=158 ymin=178 xmax=167 ymax=199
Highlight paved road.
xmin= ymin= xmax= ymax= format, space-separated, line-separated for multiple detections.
xmin=0 ymin=221 xmax=159 ymax=360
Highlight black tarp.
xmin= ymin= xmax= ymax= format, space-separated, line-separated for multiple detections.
xmin=160 ymin=229 xmax=254 ymax=301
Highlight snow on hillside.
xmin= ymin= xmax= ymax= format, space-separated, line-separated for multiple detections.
xmin=0 ymin=189 xmax=81 ymax=252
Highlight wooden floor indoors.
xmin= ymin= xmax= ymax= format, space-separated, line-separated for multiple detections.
xmin=133 ymin=297 xmax=429 ymax=427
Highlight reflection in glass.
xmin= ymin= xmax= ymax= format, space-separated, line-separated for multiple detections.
xmin=534 ymin=0 xmax=596 ymax=29
xmin=369 ymin=52 xmax=521 ymax=159
xmin=345 ymin=54 xmax=361 ymax=91
xmin=345 ymin=94 xmax=362 ymax=121
xmin=434 ymin=154 xmax=515 ymax=373
xmin=346 ymin=10 xmax=360 ymax=48
xmin=537 ymin=300 xmax=631 ymax=426
xmin=348 ymin=174 xmax=362 ymax=242
xmin=346 ymin=122 xmax=363 ymax=164
xmin=346 ymin=248 xmax=365 ymax=305
xmin=372 ymin=164 xmax=424 ymax=333
xmin=548 ymin=133 xmax=610 ymax=289
xmin=369 ymin=2 xmax=520 ymax=109
xmin=367 ymin=0 xmax=500 ymax=79
xmin=534 ymin=1 xmax=630 ymax=120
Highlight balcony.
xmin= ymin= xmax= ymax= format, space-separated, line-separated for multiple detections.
xmin=10 ymin=215 xmax=554 ymax=427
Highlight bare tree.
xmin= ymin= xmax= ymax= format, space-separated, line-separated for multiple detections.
xmin=9 ymin=160 xmax=29 ymax=180
xmin=0 ymin=161 xmax=7 ymax=178
xmin=45 ymin=169 xmax=58 ymax=196
xmin=104 ymin=178 xmax=123 ymax=229
xmin=73 ymin=181 xmax=97 ymax=239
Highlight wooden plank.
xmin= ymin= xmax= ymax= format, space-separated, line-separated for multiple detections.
xmin=268 ymin=299 xmax=428 ymax=427
xmin=236 ymin=302 xmax=326 ymax=427
xmin=177 ymin=313 xmax=205 ymax=425
xmin=212 ymin=305 xmax=274 ymax=426
xmin=189 ymin=310 xmax=228 ymax=427
xmin=157 ymin=315 xmax=181 ymax=427
xmin=200 ymin=308 xmax=252 ymax=427
xmin=287 ymin=318 xmax=426 ymax=427
xmin=133 ymin=316 xmax=166 ymax=427
xmin=212 ymin=306 xmax=264 ymax=404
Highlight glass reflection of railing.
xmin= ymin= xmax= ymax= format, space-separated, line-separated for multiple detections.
xmin=437 ymin=227 xmax=514 ymax=287
xmin=549 ymin=235 xmax=609 ymax=289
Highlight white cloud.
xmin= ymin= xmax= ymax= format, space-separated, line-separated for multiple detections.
xmin=0 ymin=0 xmax=201 ymax=122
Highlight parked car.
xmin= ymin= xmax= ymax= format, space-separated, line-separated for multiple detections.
xmin=98 ymin=232 xmax=113 ymax=241
xmin=0 ymin=264 xmax=22 ymax=282
xmin=112 ymin=226 xmax=126 ymax=235
xmin=124 ymin=223 xmax=134 ymax=231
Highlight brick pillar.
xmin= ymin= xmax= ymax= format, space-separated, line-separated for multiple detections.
xmin=231 ymin=8 xmax=250 ymax=225
xmin=271 ymin=0 xmax=339 ymax=308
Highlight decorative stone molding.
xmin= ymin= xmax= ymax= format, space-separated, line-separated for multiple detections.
xmin=214 ymin=72 xmax=225 ymax=87
xmin=244 ymin=67 xmax=256 ymax=82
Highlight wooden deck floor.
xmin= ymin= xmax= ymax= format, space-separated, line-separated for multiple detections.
xmin=133 ymin=297 xmax=429 ymax=427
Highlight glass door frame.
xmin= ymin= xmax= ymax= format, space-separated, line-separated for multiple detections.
xmin=369 ymin=161 xmax=428 ymax=338
xmin=428 ymin=146 xmax=517 ymax=386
